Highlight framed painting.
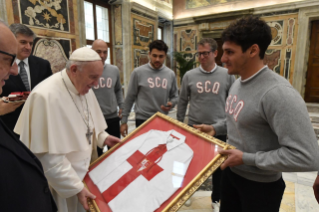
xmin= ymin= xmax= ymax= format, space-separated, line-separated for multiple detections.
xmin=84 ymin=112 xmax=234 ymax=212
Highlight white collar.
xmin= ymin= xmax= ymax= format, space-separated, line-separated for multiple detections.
xmin=61 ymin=68 xmax=80 ymax=95
xmin=16 ymin=57 xmax=29 ymax=67
xmin=158 ymin=130 xmax=186 ymax=151
xmin=241 ymin=65 xmax=268 ymax=83
xmin=199 ymin=63 xmax=217 ymax=74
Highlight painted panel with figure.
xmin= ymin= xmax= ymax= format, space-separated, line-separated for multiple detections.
xmin=18 ymin=0 xmax=70 ymax=32
xmin=186 ymin=0 xmax=240 ymax=9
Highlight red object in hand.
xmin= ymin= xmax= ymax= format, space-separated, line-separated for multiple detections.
xmin=8 ymin=91 xmax=30 ymax=101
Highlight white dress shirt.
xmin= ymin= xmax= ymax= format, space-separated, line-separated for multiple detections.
xmin=16 ymin=58 xmax=31 ymax=87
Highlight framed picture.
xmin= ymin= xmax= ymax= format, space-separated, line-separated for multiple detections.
xmin=84 ymin=112 xmax=235 ymax=212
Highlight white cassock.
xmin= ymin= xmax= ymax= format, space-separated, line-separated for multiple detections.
xmin=15 ymin=69 xmax=109 ymax=212
xmin=89 ymin=129 xmax=194 ymax=212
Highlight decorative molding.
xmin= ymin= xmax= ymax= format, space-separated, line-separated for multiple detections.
xmin=267 ymin=20 xmax=284 ymax=46
xmin=253 ymin=0 xmax=319 ymax=15
xmin=180 ymin=29 xmax=197 ymax=51
xmin=133 ymin=18 xmax=154 ymax=47
xmin=133 ymin=48 xmax=149 ymax=68
xmin=264 ymin=49 xmax=281 ymax=74
xmin=114 ymin=4 xmax=123 ymax=45
xmin=131 ymin=2 xmax=157 ymax=21
xmin=284 ymin=48 xmax=292 ymax=80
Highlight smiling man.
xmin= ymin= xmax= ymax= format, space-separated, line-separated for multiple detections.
xmin=91 ymin=39 xmax=124 ymax=156
xmin=177 ymin=38 xmax=235 ymax=211
xmin=120 ymin=40 xmax=178 ymax=136
xmin=15 ymin=47 xmax=121 ymax=212
xmin=197 ymin=16 xmax=319 ymax=212
xmin=0 ymin=24 xmax=52 ymax=133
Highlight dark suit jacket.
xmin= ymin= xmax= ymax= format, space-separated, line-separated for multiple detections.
xmin=0 ymin=55 xmax=52 ymax=131
xmin=0 ymin=119 xmax=57 ymax=211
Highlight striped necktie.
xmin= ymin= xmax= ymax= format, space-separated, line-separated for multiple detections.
xmin=19 ymin=61 xmax=30 ymax=91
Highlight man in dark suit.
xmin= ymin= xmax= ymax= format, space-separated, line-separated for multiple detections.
xmin=0 ymin=23 xmax=52 ymax=132
xmin=0 ymin=20 xmax=57 ymax=211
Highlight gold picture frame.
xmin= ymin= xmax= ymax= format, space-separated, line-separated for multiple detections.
xmin=84 ymin=112 xmax=235 ymax=212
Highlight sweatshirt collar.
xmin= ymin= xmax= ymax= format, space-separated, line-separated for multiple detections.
xmin=148 ymin=62 xmax=165 ymax=71
xmin=199 ymin=63 xmax=217 ymax=74
xmin=241 ymin=65 xmax=268 ymax=83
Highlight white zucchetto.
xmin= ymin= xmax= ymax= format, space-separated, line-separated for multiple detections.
xmin=69 ymin=47 xmax=101 ymax=62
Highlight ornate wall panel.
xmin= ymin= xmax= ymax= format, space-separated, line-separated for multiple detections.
xmin=286 ymin=18 xmax=295 ymax=45
xmin=133 ymin=48 xmax=149 ymax=68
xmin=115 ymin=47 xmax=124 ymax=85
xmin=114 ymin=4 xmax=123 ymax=45
xmin=180 ymin=29 xmax=197 ymax=51
xmin=18 ymin=0 xmax=70 ymax=32
xmin=263 ymin=14 xmax=298 ymax=83
xmin=174 ymin=13 xmax=298 ymax=84
xmin=133 ymin=18 xmax=154 ymax=48
xmin=284 ymin=48 xmax=292 ymax=80
xmin=32 ymin=38 xmax=70 ymax=73
xmin=264 ymin=49 xmax=281 ymax=74
xmin=131 ymin=13 xmax=156 ymax=69
xmin=267 ymin=20 xmax=284 ymax=46
xmin=174 ymin=25 xmax=199 ymax=86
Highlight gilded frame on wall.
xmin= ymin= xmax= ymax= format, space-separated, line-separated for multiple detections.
xmin=84 ymin=112 xmax=235 ymax=212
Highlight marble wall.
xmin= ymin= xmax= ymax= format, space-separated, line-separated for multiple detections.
xmin=173 ymin=25 xmax=199 ymax=86
xmin=131 ymin=5 xmax=157 ymax=70
xmin=262 ymin=14 xmax=298 ymax=84
xmin=174 ymin=13 xmax=299 ymax=84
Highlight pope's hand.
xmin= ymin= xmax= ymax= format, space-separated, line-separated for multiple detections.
xmin=104 ymin=135 xmax=121 ymax=147
xmin=193 ymin=124 xmax=216 ymax=136
xmin=77 ymin=187 xmax=96 ymax=211
xmin=218 ymin=149 xmax=244 ymax=170
xmin=313 ymin=175 xmax=319 ymax=203
xmin=160 ymin=102 xmax=172 ymax=112
xmin=120 ymin=123 xmax=128 ymax=137
xmin=0 ymin=99 xmax=24 ymax=116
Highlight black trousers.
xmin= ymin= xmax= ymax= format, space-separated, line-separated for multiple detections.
xmin=220 ymin=168 xmax=285 ymax=212
xmin=97 ymin=116 xmax=120 ymax=157
xmin=135 ymin=119 xmax=147 ymax=128
xmin=211 ymin=135 xmax=226 ymax=203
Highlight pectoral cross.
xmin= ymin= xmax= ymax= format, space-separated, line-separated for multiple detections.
xmin=86 ymin=128 xmax=93 ymax=144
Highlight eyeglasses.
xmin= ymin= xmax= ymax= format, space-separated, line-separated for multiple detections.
xmin=0 ymin=50 xmax=16 ymax=66
xmin=196 ymin=51 xmax=212 ymax=57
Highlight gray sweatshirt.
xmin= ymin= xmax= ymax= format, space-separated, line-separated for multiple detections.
xmin=227 ymin=66 xmax=319 ymax=182
xmin=122 ymin=63 xmax=179 ymax=123
xmin=177 ymin=66 xmax=235 ymax=135
xmin=93 ymin=64 xmax=124 ymax=119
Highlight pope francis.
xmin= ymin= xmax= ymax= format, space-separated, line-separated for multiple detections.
xmin=14 ymin=47 xmax=121 ymax=212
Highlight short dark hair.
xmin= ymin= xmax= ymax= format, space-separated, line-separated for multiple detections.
xmin=148 ymin=40 xmax=168 ymax=54
xmin=9 ymin=23 xmax=36 ymax=39
xmin=221 ymin=16 xmax=271 ymax=59
xmin=198 ymin=38 xmax=218 ymax=52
